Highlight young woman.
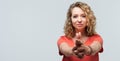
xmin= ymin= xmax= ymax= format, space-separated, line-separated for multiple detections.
xmin=57 ymin=1 xmax=103 ymax=61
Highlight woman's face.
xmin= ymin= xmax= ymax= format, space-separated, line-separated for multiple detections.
xmin=71 ymin=7 xmax=88 ymax=32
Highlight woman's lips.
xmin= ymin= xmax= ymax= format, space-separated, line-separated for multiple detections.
xmin=77 ymin=24 xmax=83 ymax=27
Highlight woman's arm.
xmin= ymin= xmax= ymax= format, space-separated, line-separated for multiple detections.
xmin=73 ymin=40 xmax=102 ymax=56
xmin=89 ymin=41 xmax=102 ymax=55
xmin=59 ymin=42 xmax=74 ymax=57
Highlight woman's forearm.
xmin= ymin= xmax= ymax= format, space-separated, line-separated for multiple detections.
xmin=90 ymin=41 xmax=102 ymax=55
xmin=59 ymin=42 xmax=74 ymax=57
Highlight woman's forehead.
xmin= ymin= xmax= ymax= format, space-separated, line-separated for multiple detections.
xmin=72 ymin=7 xmax=85 ymax=15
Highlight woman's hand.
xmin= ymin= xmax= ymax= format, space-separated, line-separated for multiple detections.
xmin=72 ymin=40 xmax=85 ymax=58
xmin=72 ymin=40 xmax=92 ymax=58
xmin=75 ymin=32 xmax=81 ymax=39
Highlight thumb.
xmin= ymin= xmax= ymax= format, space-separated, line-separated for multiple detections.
xmin=75 ymin=32 xmax=81 ymax=39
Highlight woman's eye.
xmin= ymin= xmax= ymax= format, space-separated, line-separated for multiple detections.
xmin=73 ymin=15 xmax=78 ymax=18
xmin=81 ymin=15 xmax=86 ymax=18
xmin=82 ymin=15 xmax=86 ymax=17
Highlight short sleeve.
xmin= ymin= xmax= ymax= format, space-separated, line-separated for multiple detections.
xmin=57 ymin=36 xmax=66 ymax=47
xmin=93 ymin=34 xmax=103 ymax=44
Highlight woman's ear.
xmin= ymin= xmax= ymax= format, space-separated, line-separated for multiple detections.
xmin=86 ymin=19 xmax=89 ymax=26
xmin=86 ymin=22 xmax=89 ymax=27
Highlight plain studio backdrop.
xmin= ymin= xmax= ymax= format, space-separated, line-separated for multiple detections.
xmin=0 ymin=0 xmax=120 ymax=61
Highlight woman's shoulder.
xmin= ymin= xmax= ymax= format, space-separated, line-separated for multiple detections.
xmin=90 ymin=34 xmax=102 ymax=38
xmin=87 ymin=34 xmax=102 ymax=41
xmin=58 ymin=35 xmax=70 ymax=40
xmin=57 ymin=35 xmax=71 ymax=45
xmin=89 ymin=33 xmax=103 ymax=42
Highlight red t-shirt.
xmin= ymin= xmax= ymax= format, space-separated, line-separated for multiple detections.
xmin=57 ymin=34 xmax=103 ymax=61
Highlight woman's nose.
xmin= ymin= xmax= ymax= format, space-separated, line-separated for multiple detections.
xmin=78 ymin=19 xmax=81 ymax=22
xmin=78 ymin=17 xmax=82 ymax=22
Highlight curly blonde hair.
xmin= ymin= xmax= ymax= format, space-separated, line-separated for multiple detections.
xmin=64 ymin=1 xmax=96 ymax=38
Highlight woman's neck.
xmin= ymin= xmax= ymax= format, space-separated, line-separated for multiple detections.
xmin=75 ymin=29 xmax=86 ymax=37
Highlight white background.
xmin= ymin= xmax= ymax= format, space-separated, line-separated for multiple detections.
xmin=0 ymin=0 xmax=120 ymax=61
